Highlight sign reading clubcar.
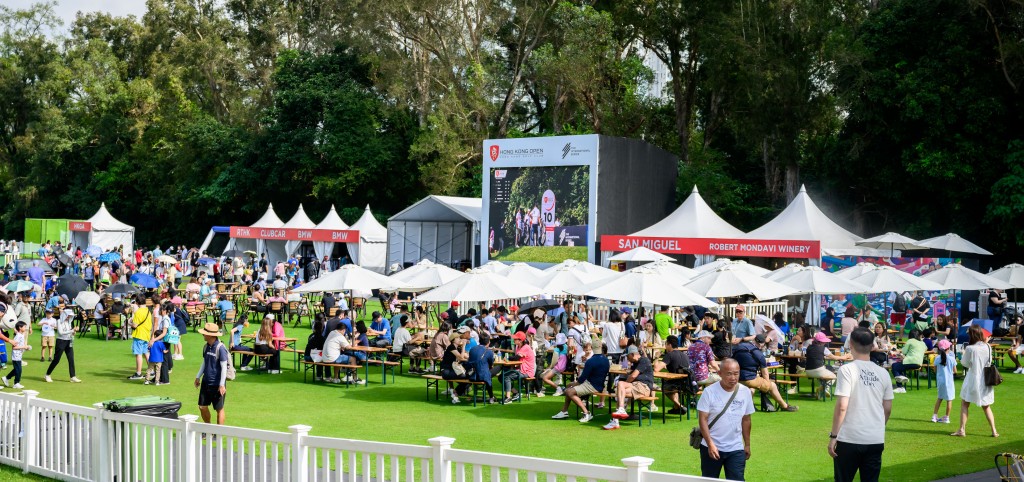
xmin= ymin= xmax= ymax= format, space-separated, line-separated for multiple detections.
xmin=601 ymin=235 xmax=821 ymax=259
xmin=229 ymin=226 xmax=359 ymax=242
xmin=67 ymin=221 xmax=91 ymax=232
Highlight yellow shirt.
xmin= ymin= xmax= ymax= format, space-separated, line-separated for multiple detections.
xmin=132 ymin=306 xmax=153 ymax=341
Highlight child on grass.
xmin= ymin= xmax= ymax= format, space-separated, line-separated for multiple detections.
xmin=145 ymin=330 xmax=167 ymax=386
xmin=932 ymin=339 xmax=956 ymax=423
xmin=2 ymin=321 xmax=31 ymax=389
xmin=38 ymin=308 xmax=56 ymax=361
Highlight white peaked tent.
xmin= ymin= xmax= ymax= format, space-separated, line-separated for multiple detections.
xmin=280 ymin=204 xmax=316 ymax=257
xmin=745 ymin=185 xmax=883 ymax=257
xmin=631 ymin=186 xmax=745 ymax=238
xmin=348 ymin=205 xmax=388 ymax=273
xmin=313 ymin=205 xmax=350 ymax=263
xmin=74 ymin=203 xmax=135 ymax=251
xmin=227 ymin=203 xmax=284 ymax=261
xmin=387 ymin=196 xmax=481 ymax=271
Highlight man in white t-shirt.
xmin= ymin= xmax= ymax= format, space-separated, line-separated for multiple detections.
xmin=529 ymin=205 xmax=540 ymax=246
xmin=697 ymin=358 xmax=754 ymax=480
xmin=829 ymin=327 xmax=893 ymax=482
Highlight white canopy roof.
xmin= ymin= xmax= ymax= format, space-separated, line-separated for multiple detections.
xmin=745 ymin=185 xmax=868 ymax=256
xmin=88 ymin=203 xmax=133 ymax=231
xmin=389 ymin=195 xmax=481 ymax=223
xmin=631 ymin=186 xmax=745 ymax=238
xmin=316 ymin=205 xmax=350 ymax=230
xmin=250 ymin=203 xmax=284 ymax=228
xmin=282 ymin=204 xmax=316 ymax=229
xmin=609 ymin=246 xmax=673 ymax=262
xmin=350 ymin=205 xmax=387 ymax=242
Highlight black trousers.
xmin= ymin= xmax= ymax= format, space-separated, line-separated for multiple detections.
xmin=700 ymin=445 xmax=746 ymax=480
xmin=45 ymin=339 xmax=76 ymax=377
xmin=5 ymin=361 xmax=22 ymax=383
xmin=834 ymin=442 xmax=883 ymax=482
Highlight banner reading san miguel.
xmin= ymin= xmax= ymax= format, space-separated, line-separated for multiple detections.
xmin=229 ymin=226 xmax=359 ymax=243
xmin=601 ymin=235 xmax=821 ymax=259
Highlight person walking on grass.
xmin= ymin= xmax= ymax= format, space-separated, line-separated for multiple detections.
xmin=195 ymin=322 xmax=229 ymax=425
xmin=932 ymin=339 xmax=956 ymax=423
xmin=697 ymin=358 xmax=754 ymax=480
xmin=44 ymin=308 xmax=81 ymax=383
xmin=1 ymin=321 xmax=31 ymax=390
xmin=950 ymin=324 xmax=998 ymax=438
xmin=829 ymin=327 xmax=893 ymax=482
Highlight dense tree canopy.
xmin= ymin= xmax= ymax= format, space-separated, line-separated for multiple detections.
xmin=0 ymin=0 xmax=1021 ymax=262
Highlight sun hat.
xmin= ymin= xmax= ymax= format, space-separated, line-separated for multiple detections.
xmin=554 ymin=333 xmax=567 ymax=346
xmin=695 ymin=330 xmax=713 ymax=339
xmin=455 ymin=326 xmax=470 ymax=334
xmin=198 ymin=322 xmax=223 ymax=336
xmin=813 ymin=331 xmax=831 ymax=343
xmin=937 ymin=339 xmax=952 ymax=351
xmin=512 ymin=332 xmax=527 ymax=342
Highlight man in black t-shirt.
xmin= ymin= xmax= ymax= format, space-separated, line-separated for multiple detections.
xmin=605 ymin=345 xmax=655 ymax=430
xmin=655 ymin=335 xmax=691 ymax=414
xmin=910 ymin=292 xmax=931 ymax=331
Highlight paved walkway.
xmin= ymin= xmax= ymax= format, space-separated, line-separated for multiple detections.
xmin=933 ymin=468 xmax=1001 ymax=481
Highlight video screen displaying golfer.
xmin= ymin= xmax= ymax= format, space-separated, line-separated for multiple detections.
xmin=488 ymin=166 xmax=589 ymax=263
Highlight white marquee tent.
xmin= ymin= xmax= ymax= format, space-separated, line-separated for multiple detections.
xmin=71 ymin=203 xmax=135 ymax=251
xmin=349 ymin=205 xmax=388 ymax=273
xmin=280 ymin=204 xmax=316 ymax=258
xmin=227 ymin=203 xmax=284 ymax=262
xmin=387 ymin=196 xmax=481 ymax=271
xmin=312 ymin=205 xmax=350 ymax=263
xmin=630 ymin=186 xmax=745 ymax=238
xmin=745 ymin=185 xmax=887 ymax=257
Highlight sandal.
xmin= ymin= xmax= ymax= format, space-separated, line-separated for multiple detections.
xmin=949 ymin=431 xmax=965 ymax=437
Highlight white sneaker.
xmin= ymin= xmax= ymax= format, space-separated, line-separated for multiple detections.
xmin=553 ymin=387 xmax=564 ymax=397
xmin=1 ymin=377 xmax=9 ymax=388
xmin=535 ymin=391 xmax=546 ymax=398
xmin=355 ymin=379 xmax=366 ymax=385
xmin=13 ymin=383 xmax=24 ymax=389
xmin=579 ymin=412 xmax=594 ymax=423
xmin=612 ymin=408 xmax=629 ymax=420
xmin=650 ymin=403 xmax=658 ymax=412
xmin=451 ymin=395 xmax=460 ymax=404
xmin=787 ymin=387 xmax=798 ymax=395
xmin=602 ymin=419 xmax=620 ymax=430
xmin=1014 ymin=367 xmax=1024 ymax=374
xmin=551 ymin=411 xmax=569 ymax=420
xmin=938 ymin=416 xmax=950 ymax=423
xmin=44 ymin=376 xmax=53 ymax=383
xmin=895 ymin=376 xmax=909 ymax=384
xmin=239 ymin=366 xmax=253 ymax=371
xmin=931 ymin=415 xmax=938 ymax=423
xmin=70 ymin=377 xmax=81 ymax=383
xmin=269 ymin=370 xmax=281 ymax=374
xmin=893 ymin=387 xmax=907 ymax=394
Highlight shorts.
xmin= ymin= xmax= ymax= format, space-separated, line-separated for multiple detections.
xmin=41 ymin=336 xmax=55 ymax=348
xmin=573 ymin=380 xmax=599 ymax=396
xmin=132 ymin=339 xmax=149 ymax=356
xmin=1014 ymin=345 xmax=1024 ymax=355
xmin=630 ymin=381 xmax=652 ymax=398
xmin=741 ymin=377 xmax=774 ymax=393
xmin=198 ymin=385 xmax=225 ymax=411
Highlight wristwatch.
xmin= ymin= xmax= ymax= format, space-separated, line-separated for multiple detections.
xmin=828 ymin=432 xmax=838 ymax=439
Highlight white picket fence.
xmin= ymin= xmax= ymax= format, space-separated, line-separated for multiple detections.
xmin=0 ymin=390 xmax=716 ymax=482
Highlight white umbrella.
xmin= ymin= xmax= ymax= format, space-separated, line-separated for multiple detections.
xmin=919 ymin=263 xmax=1013 ymax=290
xmin=636 ymin=260 xmax=698 ymax=282
xmin=704 ymin=260 xmax=770 ymax=277
xmin=692 ymin=258 xmax=733 ymax=274
xmin=580 ymin=266 xmax=718 ymax=308
xmin=774 ymin=266 xmax=871 ymax=294
xmin=855 ymin=232 xmax=927 ymax=257
xmin=503 ymin=262 xmax=545 ymax=283
xmin=608 ymin=246 xmax=672 ymax=263
xmin=834 ymin=262 xmax=880 ymax=280
xmin=764 ymin=263 xmax=806 ymax=282
xmin=538 ymin=265 xmax=607 ymax=294
xmin=417 ymin=268 xmax=544 ymax=302
xmin=916 ymin=233 xmax=993 ymax=256
xmin=684 ymin=264 xmax=799 ymax=300
xmin=476 ymin=260 xmax=510 ymax=274
xmin=74 ymin=291 xmax=101 ymax=310
xmin=389 ymin=261 xmax=465 ymax=292
xmin=295 ymin=264 xmax=399 ymax=293
xmin=848 ymin=266 xmax=944 ymax=293
xmin=988 ymin=263 xmax=1024 ymax=289
xmin=545 ymin=258 xmax=620 ymax=280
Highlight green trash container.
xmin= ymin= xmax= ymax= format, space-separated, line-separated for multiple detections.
xmin=103 ymin=396 xmax=181 ymax=419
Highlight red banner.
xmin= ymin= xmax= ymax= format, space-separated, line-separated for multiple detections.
xmin=229 ymin=226 xmax=359 ymax=243
xmin=68 ymin=221 xmax=91 ymax=232
xmin=600 ymin=235 xmax=821 ymax=259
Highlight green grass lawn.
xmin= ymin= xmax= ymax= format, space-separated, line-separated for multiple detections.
xmin=491 ymin=246 xmax=588 ymax=263
xmin=5 ymin=300 xmax=1021 ymax=482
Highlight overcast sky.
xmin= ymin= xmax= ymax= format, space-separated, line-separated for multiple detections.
xmin=6 ymin=0 xmax=148 ymax=30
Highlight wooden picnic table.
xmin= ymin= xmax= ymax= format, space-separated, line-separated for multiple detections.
xmin=347 ymin=345 xmax=390 ymax=383
xmin=241 ymin=334 xmax=299 ymax=371
xmin=492 ymin=359 xmax=525 ymax=404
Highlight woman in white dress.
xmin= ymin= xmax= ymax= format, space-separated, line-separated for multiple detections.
xmin=951 ymin=324 xmax=998 ymax=437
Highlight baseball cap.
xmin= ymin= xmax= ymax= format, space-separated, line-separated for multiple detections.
xmin=621 ymin=307 xmax=633 ymax=314
xmin=440 ymin=312 xmax=449 ymax=319
xmin=754 ymin=333 xmax=767 ymax=344
xmin=455 ymin=326 xmax=470 ymax=334
xmin=526 ymin=326 xmax=537 ymax=335
xmin=451 ymin=301 xmax=460 ymax=307
xmin=512 ymin=332 xmax=527 ymax=342
xmin=625 ymin=345 xmax=640 ymax=355
xmin=937 ymin=339 xmax=952 ymax=351
xmin=813 ymin=332 xmax=831 ymax=343
xmin=695 ymin=330 xmax=713 ymax=339
xmin=509 ymin=305 xmax=519 ymax=311
xmin=734 ymin=305 xmax=745 ymax=312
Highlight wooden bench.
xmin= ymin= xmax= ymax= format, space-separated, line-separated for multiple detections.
xmin=775 ymin=373 xmax=832 ymax=401
xmin=423 ymin=374 xmax=488 ymax=406
xmin=301 ymin=360 xmax=362 ymax=386
xmin=280 ymin=346 xmax=302 ymax=372
xmin=653 ymin=387 xmax=694 ymax=422
xmin=578 ymin=392 xmax=657 ymax=427
xmin=366 ymin=359 xmax=401 ymax=384
xmin=230 ymin=350 xmax=272 ymax=374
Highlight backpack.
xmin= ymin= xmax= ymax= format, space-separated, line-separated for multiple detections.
xmin=892 ymin=294 xmax=907 ymax=313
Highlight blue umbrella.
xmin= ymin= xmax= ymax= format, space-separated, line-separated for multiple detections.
xmin=86 ymin=245 xmax=102 ymax=257
xmin=197 ymin=257 xmax=217 ymax=266
xmin=129 ymin=273 xmax=161 ymax=289
xmin=98 ymin=252 xmax=121 ymax=263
